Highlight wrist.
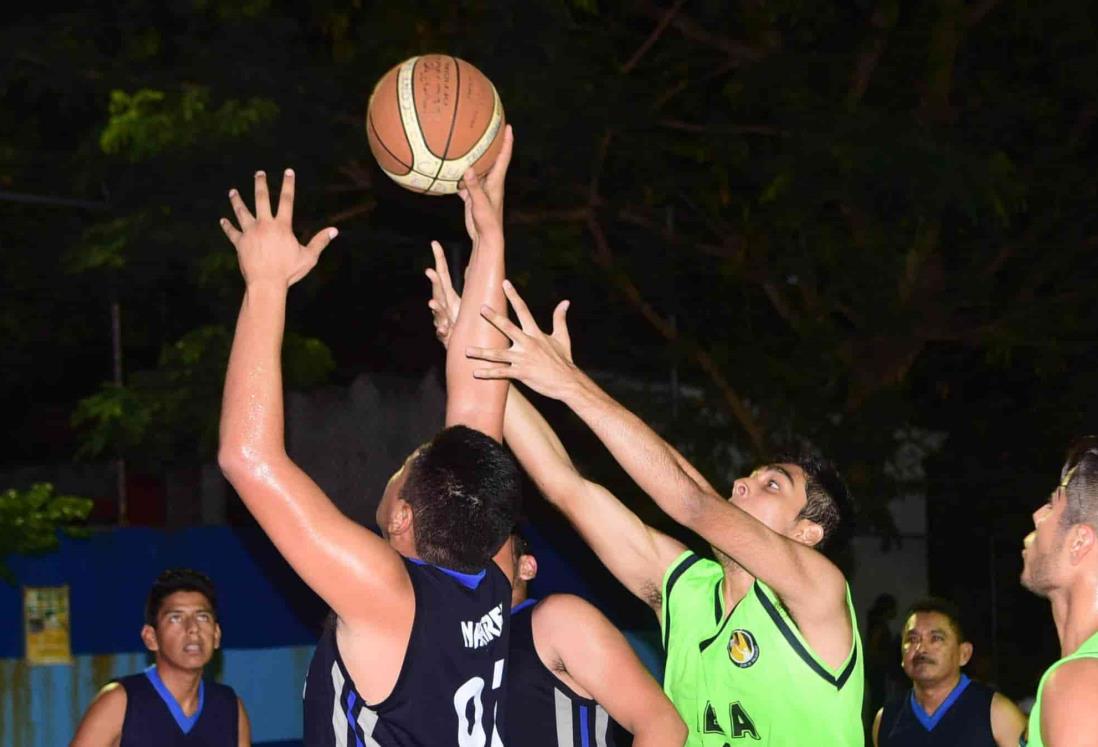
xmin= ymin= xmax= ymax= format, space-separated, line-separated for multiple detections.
xmin=560 ymin=366 xmax=603 ymax=411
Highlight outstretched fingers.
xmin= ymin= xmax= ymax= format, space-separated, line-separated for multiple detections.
xmin=477 ymin=303 xmax=524 ymax=342
xmin=219 ymin=217 xmax=242 ymax=245
xmin=228 ymin=188 xmax=255 ymax=229
xmin=276 ymin=168 xmax=295 ymax=225
xmin=501 ymin=280 xmax=540 ymax=334
xmin=551 ymin=300 xmax=572 ymax=353
xmin=306 ymin=227 xmax=339 ymax=258
xmin=484 ymin=124 xmax=514 ymax=202
xmin=253 ymin=171 xmax=273 ymax=220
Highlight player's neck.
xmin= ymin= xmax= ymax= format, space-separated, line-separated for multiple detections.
xmin=1047 ymin=576 xmax=1098 ymax=657
xmin=912 ymin=671 xmax=962 ymax=715
xmin=154 ymin=661 xmax=205 ymax=716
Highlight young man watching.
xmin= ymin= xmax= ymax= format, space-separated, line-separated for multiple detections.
xmin=71 ymin=569 xmax=250 ymax=746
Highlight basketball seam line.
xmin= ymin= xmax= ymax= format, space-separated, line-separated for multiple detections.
xmin=395 ymin=60 xmax=415 ymax=174
xmin=423 ymin=56 xmax=463 ymax=195
xmin=368 ymin=113 xmax=412 ymax=171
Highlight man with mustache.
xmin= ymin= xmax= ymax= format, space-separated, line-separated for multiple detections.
xmin=1019 ymin=437 xmax=1098 ymax=747
xmin=872 ymin=597 xmax=1024 ymax=746
xmin=71 ymin=569 xmax=250 ymax=746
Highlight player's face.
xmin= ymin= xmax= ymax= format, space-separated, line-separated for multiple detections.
xmin=143 ymin=591 xmax=221 ymax=672
xmin=728 ymin=463 xmax=809 ymax=536
xmin=1020 ymin=478 xmax=1072 ymax=596
xmin=900 ymin=612 xmax=968 ymax=686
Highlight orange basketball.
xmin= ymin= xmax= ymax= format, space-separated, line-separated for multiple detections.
xmin=366 ymin=54 xmax=506 ymax=196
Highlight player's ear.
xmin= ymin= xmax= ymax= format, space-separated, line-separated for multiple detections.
xmin=213 ymin=622 xmax=222 ymax=650
xmin=959 ymin=641 xmax=973 ymax=667
xmin=388 ymin=497 xmax=414 ymax=537
xmin=1069 ymin=523 xmax=1096 ymax=564
xmin=518 ymin=553 xmax=537 ymax=583
xmin=140 ymin=624 xmax=159 ymax=653
xmin=793 ymin=520 xmax=824 ymax=547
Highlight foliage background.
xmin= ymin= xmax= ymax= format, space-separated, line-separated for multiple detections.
xmin=2 ymin=0 xmax=1096 ymax=694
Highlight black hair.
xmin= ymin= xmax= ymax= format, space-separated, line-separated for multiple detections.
xmin=1061 ymin=436 xmax=1098 ymax=529
xmin=145 ymin=568 xmax=217 ymax=626
xmin=401 ymin=425 xmax=521 ymax=573
xmin=776 ymin=453 xmax=850 ymax=548
xmin=906 ymin=596 xmax=967 ymax=642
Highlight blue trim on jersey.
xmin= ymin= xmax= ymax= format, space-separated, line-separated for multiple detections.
xmin=407 ymin=557 xmax=486 ymax=589
xmin=512 ymin=598 xmax=538 ymax=614
xmin=909 ymin=674 xmax=971 ymax=731
xmin=144 ymin=664 xmax=204 ymax=734
xmin=579 ymin=704 xmax=591 ymax=747
xmin=345 ymin=690 xmax=364 ymax=747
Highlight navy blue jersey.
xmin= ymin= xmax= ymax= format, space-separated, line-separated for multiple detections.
xmin=879 ymin=676 xmax=997 ymax=747
xmin=506 ymin=599 xmax=617 ymax=747
xmin=303 ymin=557 xmax=512 ymax=746
xmin=116 ymin=666 xmax=238 ymax=747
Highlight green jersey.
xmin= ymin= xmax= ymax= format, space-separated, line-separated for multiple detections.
xmin=660 ymin=551 xmax=864 ymax=746
xmin=1023 ymin=629 xmax=1098 ymax=747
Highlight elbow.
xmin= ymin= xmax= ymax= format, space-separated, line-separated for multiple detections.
xmin=633 ymin=709 xmax=687 ymax=746
xmin=217 ymin=443 xmax=270 ymax=485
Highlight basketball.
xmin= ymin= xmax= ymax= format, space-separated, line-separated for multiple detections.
xmin=366 ymin=54 xmax=506 ymax=196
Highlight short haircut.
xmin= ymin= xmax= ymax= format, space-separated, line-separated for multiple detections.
xmin=401 ymin=425 xmax=521 ymax=573
xmin=145 ymin=568 xmax=217 ymax=626
xmin=776 ymin=453 xmax=850 ymax=547
xmin=906 ymin=596 xmax=967 ymax=642
xmin=1061 ymin=436 xmax=1098 ymax=530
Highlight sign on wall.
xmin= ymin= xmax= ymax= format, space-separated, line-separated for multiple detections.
xmin=23 ymin=585 xmax=73 ymax=665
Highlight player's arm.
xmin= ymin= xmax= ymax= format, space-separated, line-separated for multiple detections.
xmin=872 ymin=707 xmax=882 ymax=747
xmin=989 ymin=691 xmax=1026 ymax=747
xmin=70 ymin=682 xmax=125 ymax=747
xmin=469 ymin=284 xmax=848 ymax=620
xmin=216 ymin=170 xmax=412 ymax=627
xmin=237 ymin=697 xmax=252 ymax=747
xmin=426 ymin=248 xmax=685 ymax=610
xmin=534 ymin=595 xmax=686 ymax=746
xmin=505 ymin=388 xmax=686 ymax=607
xmin=1037 ymin=658 xmax=1098 ymax=747
xmin=444 ymin=127 xmax=513 ymax=440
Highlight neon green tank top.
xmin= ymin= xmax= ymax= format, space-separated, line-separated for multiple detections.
xmin=660 ymin=551 xmax=864 ymax=746
xmin=1023 ymin=629 xmax=1098 ymax=747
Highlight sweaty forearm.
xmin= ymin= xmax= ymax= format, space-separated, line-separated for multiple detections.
xmin=561 ymin=371 xmax=713 ymax=524
xmin=446 ymin=238 xmax=508 ymax=439
xmin=219 ymin=281 xmax=290 ymax=464
xmin=502 ymin=387 xmax=584 ymax=501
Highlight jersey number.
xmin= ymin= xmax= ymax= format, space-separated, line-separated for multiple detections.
xmin=453 ymin=659 xmax=504 ymax=747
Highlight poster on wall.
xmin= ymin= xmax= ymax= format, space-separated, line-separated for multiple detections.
xmin=23 ymin=585 xmax=73 ymax=665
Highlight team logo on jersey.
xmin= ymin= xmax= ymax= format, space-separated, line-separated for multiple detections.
xmin=728 ymin=629 xmax=759 ymax=668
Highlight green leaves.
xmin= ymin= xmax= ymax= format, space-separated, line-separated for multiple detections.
xmin=72 ymin=325 xmax=334 ymax=465
xmin=0 ymin=483 xmax=93 ymax=583
xmin=100 ymin=87 xmax=278 ymax=161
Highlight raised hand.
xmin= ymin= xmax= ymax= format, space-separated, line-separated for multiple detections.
xmin=466 ymin=280 xmax=577 ymax=402
xmin=221 ymin=169 xmax=338 ymax=287
xmin=457 ymin=125 xmax=513 ymax=247
xmin=425 ymin=241 xmax=462 ymax=348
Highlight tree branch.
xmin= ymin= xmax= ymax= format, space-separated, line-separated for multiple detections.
xmin=586 ymin=213 xmax=768 ymax=456
xmin=622 ymin=0 xmax=687 ymax=73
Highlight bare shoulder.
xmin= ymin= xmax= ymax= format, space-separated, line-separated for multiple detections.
xmin=1040 ymin=658 xmax=1098 ymax=744
xmin=531 ymin=593 xmax=604 ymax=633
xmin=1044 ymin=657 xmax=1098 ymax=701
xmin=71 ymin=682 xmax=127 ymax=746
